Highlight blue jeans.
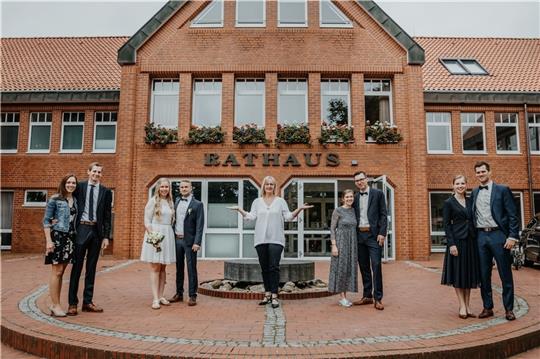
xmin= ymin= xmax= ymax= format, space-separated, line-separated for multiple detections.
xmin=255 ymin=243 xmax=283 ymax=295
xmin=174 ymin=239 xmax=198 ymax=298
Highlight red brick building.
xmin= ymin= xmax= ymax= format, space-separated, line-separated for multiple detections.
xmin=1 ymin=0 xmax=539 ymax=260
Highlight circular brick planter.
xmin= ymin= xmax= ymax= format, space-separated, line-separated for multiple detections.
xmin=198 ymin=286 xmax=335 ymax=300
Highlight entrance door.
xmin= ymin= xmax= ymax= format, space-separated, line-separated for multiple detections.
xmin=371 ymin=176 xmax=395 ymax=261
xmin=1 ymin=191 xmax=14 ymax=250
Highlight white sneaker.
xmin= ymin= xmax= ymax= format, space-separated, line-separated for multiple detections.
xmin=338 ymin=298 xmax=352 ymax=307
xmin=152 ymin=300 xmax=161 ymax=309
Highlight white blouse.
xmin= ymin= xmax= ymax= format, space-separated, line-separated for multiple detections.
xmin=144 ymin=198 xmax=174 ymax=226
xmin=244 ymin=197 xmax=294 ymax=247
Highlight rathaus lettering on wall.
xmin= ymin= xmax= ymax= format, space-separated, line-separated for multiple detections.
xmin=204 ymin=153 xmax=340 ymax=167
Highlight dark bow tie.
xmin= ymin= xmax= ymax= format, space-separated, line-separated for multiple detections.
xmin=359 ymin=192 xmax=368 ymax=196
xmin=479 ymin=185 xmax=489 ymax=190
xmin=180 ymin=198 xmax=188 ymax=201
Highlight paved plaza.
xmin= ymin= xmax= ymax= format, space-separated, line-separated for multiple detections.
xmin=1 ymin=253 xmax=539 ymax=358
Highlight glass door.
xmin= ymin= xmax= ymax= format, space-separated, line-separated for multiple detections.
xmin=371 ymin=175 xmax=395 ymax=261
xmin=1 ymin=191 xmax=14 ymax=250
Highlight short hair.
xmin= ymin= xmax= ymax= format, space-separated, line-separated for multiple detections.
xmin=57 ymin=174 xmax=78 ymax=199
xmin=353 ymin=171 xmax=367 ymax=178
xmin=474 ymin=161 xmax=490 ymax=171
xmin=179 ymin=179 xmax=192 ymax=185
xmin=342 ymin=189 xmax=354 ymax=198
xmin=88 ymin=162 xmax=103 ymax=171
xmin=452 ymin=174 xmax=467 ymax=185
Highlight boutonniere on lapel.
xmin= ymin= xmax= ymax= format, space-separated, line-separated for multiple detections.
xmin=187 ymin=208 xmax=192 ymax=216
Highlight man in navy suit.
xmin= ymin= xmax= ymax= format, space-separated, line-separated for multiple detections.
xmin=352 ymin=171 xmax=388 ymax=310
xmin=168 ymin=180 xmax=204 ymax=306
xmin=470 ymin=161 xmax=519 ymax=321
xmin=68 ymin=162 xmax=112 ymax=316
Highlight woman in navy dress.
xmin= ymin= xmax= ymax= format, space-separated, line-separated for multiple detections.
xmin=441 ymin=175 xmax=481 ymax=319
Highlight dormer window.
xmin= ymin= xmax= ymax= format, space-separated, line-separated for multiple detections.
xmin=320 ymin=0 xmax=352 ymax=27
xmin=191 ymin=0 xmax=223 ymax=28
xmin=440 ymin=59 xmax=488 ymax=75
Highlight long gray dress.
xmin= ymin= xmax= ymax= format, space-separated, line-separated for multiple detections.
xmin=328 ymin=206 xmax=358 ymax=293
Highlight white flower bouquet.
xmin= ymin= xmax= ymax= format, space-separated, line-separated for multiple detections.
xmin=146 ymin=231 xmax=165 ymax=252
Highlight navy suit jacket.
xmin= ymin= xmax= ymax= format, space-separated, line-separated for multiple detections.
xmin=74 ymin=180 xmax=112 ymax=240
xmin=470 ymin=182 xmax=520 ymax=239
xmin=174 ymin=197 xmax=205 ymax=246
xmin=353 ymin=188 xmax=388 ymax=237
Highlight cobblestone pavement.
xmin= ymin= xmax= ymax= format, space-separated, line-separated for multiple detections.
xmin=1 ymin=253 xmax=539 ymax=358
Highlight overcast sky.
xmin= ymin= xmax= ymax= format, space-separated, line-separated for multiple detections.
xmin=1 ymin=1 xmax=538 ymax=38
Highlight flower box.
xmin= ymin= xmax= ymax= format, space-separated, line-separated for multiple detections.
xmin=318 ymin=123 xmax=354 ymax=144
xmin=275 ymin=124 xmax=311 ymax=145
xmin=144 ymin=122 xmax=178 ymax=146
xmin=365 ymin=121 xmax=403 ymax=144
xmin=185 ymin=125 xmax=225 ymax=145
xmin=233 ymin=124 xmax=269 ymax=145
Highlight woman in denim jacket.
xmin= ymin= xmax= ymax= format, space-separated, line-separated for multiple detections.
xmin=43 ymin=174 xmax=78 ymax=317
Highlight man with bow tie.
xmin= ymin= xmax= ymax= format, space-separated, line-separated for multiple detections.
xmin=169 ymin=180 xmax=204 ymax=306
xmin=470 ymin=161 xmax=519 ymax=321
xmin=352 ymin=171 xmax=387 ymax=310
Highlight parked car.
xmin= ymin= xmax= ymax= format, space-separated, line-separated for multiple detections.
xmin=513 ymin=213 xmax=540 ymax=269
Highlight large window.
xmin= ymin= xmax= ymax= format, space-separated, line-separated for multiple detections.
xmin=235 ymin=79 xmax=265 ymax=127
xmin=93 ymin=111 xmax=117 ymax=153
xmin=278 ymin=79 xmax=307 ymax=125
xmin=495 ymin=112 xmax=519 ymax=153
xmin=461 ymin=113 xmax=486 ymax=153
xmin=426 ymin=112 xmax=452 ymax=154
xmin=1 ymin=191 xmax=14 ymax=250
xmin=1 ymin=112 xmax=19 ymax=153
xmin=364 ymin=79 xmax=393 ymax=127
xmin=430 ymin=192 xmax=452 ymax=252
xmin=61 ymin=112 xmax=84 ymax=153
xmin=28 ymin=112 xmax=52 ymax=153
xmin=191 ymin=0 xmax=223 ymax=27
xmin=320 ymin=0 xmax=352 ymax=27
xmin=151 ymin=79 xmax=179 ymax=129
xmin=321 ymin=79 xmax=350 ymax=126
xmin=278 ymin=0 xmax=307 ymax=27
xmin=440 ymin=59 xmax=488 ymax=75
xmin=24 ymin=190 xmax=47 ymax=207
xmin=236 ymin=0 xmax=265 ymax=27
xmin=534 ymin=192 xmax=540 ymax=215
xmin=529 ymin=113 xmax=540 ymax=154
xmin=192 ymin=79 xmax=222 ymax=127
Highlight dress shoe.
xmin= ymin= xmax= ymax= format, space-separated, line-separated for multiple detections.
xmin=353 ymin=297 xmax=374 ymax=306
xmin=505 ymin=310 xmax=516 ymax=321
xmin=188 ymin=296 xmax=197 ymax=306
xmin=66 ymin=305 xmax=78 ymax=316
xmin=49 ymin=305 xmax=67 ymax=317
xmin=168 ymin=294 xmax=183 ymax=303
xmin=478 ymin=308 xmax=494 ymax=318
xmin=82 ymin=303 xmax=104 ymax=313
xmin=374 ymin=300 xmax=384 ymax=310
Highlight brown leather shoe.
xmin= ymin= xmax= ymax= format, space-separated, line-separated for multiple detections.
xmin=82 ymin=303 xmax=104 ymax=313
xmin=188 ymin=296 xmax=197 ymax=306
xmin=478 ymin=308 xmax=494 ymax=318
xmin=168 ymin=294 xmax=183 ymax=303
xmin=66 ymin=305 xmax=78 ymax=316
xmin=353 ymin=297 xmax=374 ymax=306
xmin=374 ymin=300 xmax=384 ymax=310
xmin=505 ymin=310 xmax=516 ymax=321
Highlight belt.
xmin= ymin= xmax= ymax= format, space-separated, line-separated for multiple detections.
xmin=175 ymin=234 xmax=184 ymax=240
xmin=478 ymin=227 xmax=499 ymax=232
xmin=80 ymin=221 xmax=96 ymax=226
xmin=358 ymin=227 xmax=371 ymax=232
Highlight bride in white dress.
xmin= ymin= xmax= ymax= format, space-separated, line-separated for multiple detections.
xmin=140 ymin=178 xmax=176 ymax=309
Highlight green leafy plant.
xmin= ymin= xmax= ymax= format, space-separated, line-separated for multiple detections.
xmin=318 ymin=122 xmax=354 ymax=144
xmin=275 ymin=124 xmax=311 ymax=145
xmin=233 ymin=124 xmax=269 ymax=145
xmin=365 ymin=121 xmax=403 ymax=144
xmin=325 ymin=98 xmax=349 ymax=126
xmin=144 ymin=122 xmax=178 ymax=146
xmin=185 ymin=125 xmax=225 ymax=144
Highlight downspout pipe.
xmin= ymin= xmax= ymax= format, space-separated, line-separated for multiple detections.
xmin=523 ymin=103 xmax=534 ymax=217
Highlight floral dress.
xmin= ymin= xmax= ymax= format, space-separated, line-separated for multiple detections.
xmin=45 ymin=205 xmax=76 ymax=265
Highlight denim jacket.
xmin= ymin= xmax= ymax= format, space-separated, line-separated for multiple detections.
xmin=42 ymin=196 xmax=77 ymax=233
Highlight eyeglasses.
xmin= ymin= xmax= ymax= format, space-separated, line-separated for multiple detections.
xmin=355 ymin=178 xmax=367 ymax=182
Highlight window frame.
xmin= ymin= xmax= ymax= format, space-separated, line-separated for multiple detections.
xmin=364 ymin=79 xmax=394 ymax=132
xmin=23 ymin=190 xmax=48 ymax=207
xmin=192 ymin=78 xmax=223 ymax=127
xmin=0 ymin=190 xmax=14 ymax=250
xmin=429 ymin=191 xmax=452 ymax=253
xmin=319 ymin=0 xmax=353 ymax=28
xmin=0 ymin=112 xmax=20 ymax=153
xmin=191 ymin=0 xmax=224 ymax=28
xmin=528 ymin=113 xmax=540 ymax=155
xmin=460 ymin=112 xmax=486 ymax=154
xmin=27 ymin=112 xmax=52 ymax=154
xmin=235 ymin=78 xmax=266 ymax=127
xmin=277 ymin=78 xmax=308 ymax=125
xmin=278 ymin=0 xmax=308 ymax=27
xmin=92 ymin=111 xmax=117 ymax=153
xmin=320 ymin=78 xmax=351 ymax=126
xmin=426 ymin=112 xmax=453 ymax=154
xmin=236 ymin=0 xmax=266 ymax=27
xmin=150 ymin=79 xmax=180 ymax=129
xmin=60 ymin=112 xmax=85 ymax=153
xmin=440 ymin=58 xmax=489 ymax=75
xmin=494 ymin=112 xmax=520 ymax=154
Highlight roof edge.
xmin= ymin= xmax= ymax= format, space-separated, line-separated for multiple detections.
xmin=424 ymin=91 xmax=540 ymax=105
xmin=2 ymin=90 xmax=120 ymax=104
xmin=356 ymin=1 xmax=424 ymax=65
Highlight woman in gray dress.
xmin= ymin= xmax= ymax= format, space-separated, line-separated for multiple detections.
xmin=328 ymin=189 xmax=359 ymax=307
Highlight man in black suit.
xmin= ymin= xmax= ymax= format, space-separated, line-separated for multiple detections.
xmin=68 ymin=162 xmax=112 ymax=315
xmin=470 ymin=161 xmax=519 ymax=321
xmin=352 ymin=171 xmax=388 ymax=310
xmin=168 ymin=180 xmax=204 ymax=306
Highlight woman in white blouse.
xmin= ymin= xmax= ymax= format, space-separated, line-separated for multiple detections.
xmin=230 ymin=176 xmax=312 ymax=308
xmin=140 ymin=178 xmax=176 ymax=309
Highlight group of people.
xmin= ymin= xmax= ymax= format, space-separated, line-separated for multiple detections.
xmin=43 ymin=161 xmax=519 ymax=321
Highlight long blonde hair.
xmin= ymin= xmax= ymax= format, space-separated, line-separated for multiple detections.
xmin=261 ymin=176 xmax=277 ymax=198
xmin=153 ymin=178 xmax=174 ymax=218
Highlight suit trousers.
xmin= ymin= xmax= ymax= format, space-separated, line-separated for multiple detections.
xmin=255 ymin=243 xmax=283 ymax=294
xmin=69 ymin=224 xmax=102 ymax=305
xmin=477 ymin=230 xmax=514 ymax=311
xmin=174 ymin=239 xmax=198 ymax=298
xmin=357 ymin=231 xmax=383 ymax=301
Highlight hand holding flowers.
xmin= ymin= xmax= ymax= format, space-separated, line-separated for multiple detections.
xmin=146 ymin=231 xmax=165 ymax=252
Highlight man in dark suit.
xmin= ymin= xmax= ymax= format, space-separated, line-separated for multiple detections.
xmin=168 ymin=180 xmax=204 ymax=306
xmin=470 ymin=161 xmax=519 ymax=321
xmin=352 ymin=171 xmax=388 ymax=310
xmin=67 ymin=162 xmax=112 ymax=315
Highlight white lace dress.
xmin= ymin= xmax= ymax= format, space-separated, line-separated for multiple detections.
xmin=140 ymin=198 xmax=176 ymax=264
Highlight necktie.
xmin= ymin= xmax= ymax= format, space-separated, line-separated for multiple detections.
xmin=479 ymin=185 xmax=488 ymax=190
xmin=89 ymin=185 xmax=95 ymax=221
xmin=359 ymin=192 xmax=368 ymax=196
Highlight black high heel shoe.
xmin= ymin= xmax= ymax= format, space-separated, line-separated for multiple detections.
xmin=259 ymin=294 xmax=271 ymax=305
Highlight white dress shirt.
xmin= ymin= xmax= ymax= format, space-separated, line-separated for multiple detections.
xmin=358 ymin=187 xmax=370 ymax=228
xmin=244 ymin=197 xmax=294 ymax=247
xmin=175 ymin=195 xmax=192 ymax=236
xmin=81 ymin=183 xmax=99 ymax=222
xmin=475 ymin=181 xmax=498 ymax=228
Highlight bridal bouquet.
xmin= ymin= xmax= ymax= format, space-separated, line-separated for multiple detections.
xmin=146 ymin=231 xmax=165 ymax=252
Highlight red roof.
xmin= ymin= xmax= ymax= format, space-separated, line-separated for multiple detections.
xmin=415 ymin=37 xmax=540 ymax=93
xmin=1 ymin=36 xmax=128 ymax=92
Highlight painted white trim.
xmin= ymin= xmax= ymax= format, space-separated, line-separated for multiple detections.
xmin=0 ymin=112 xmax=20 ymax=153
xmin=23 ymin=189 xmax=48 ymax=207
xmin=319 ymin=0 xmax=353 ymax=28
xmin=150 ymin=79 xmax=180 ymax=129
xmin=278 ymin=0 xmax=308 ymax=27
xmin=234 ymin=78 xmax=265 ymax=127
xmin=461 ymin=112 xmax=486 ymax=154
xmin=191 ymin=0 xmax=224 ymax=28
xmin=277 ymin=78 xmax=308 ymax=125
xmin=60 ymin=112 xmax=85 ymax=154
xmin=235 ymin=0 xmax=266 ymax=27
xmin=426 ymin=112 xmax=453 ymax=154
xmin=92 ymin=111 xmax=117 ymax=153
xmin=429 ymin=191 xmax=452 ymax=252
xmin=320 ymin=78 xmax=351 ymax=126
